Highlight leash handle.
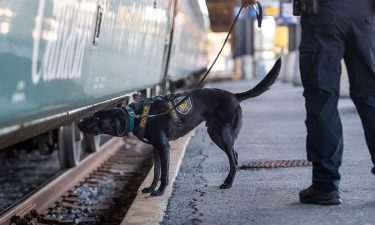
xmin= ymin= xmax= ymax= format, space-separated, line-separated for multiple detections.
xmin=147 ymin=2 xmax=263 ymax=119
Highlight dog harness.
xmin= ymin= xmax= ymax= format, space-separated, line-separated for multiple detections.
xmin=134 ymin=98 xmax=152 ymax=142
xmin=126 ymin=92 xmax=193 ymax=142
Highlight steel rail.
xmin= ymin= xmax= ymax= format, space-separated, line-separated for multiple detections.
xmin=0 ymin=137 xmax=125 ymax=225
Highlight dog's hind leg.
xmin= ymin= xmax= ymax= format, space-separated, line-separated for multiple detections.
xmin=142 ymin=147 xmax=161 ymax=193
xmin=232 ymin=109 xmax=242 ymax=167
xmin=207 ymin=124 xmax=237 ymax=189
xmin=151 ymin=135 xmax=170 ymax=196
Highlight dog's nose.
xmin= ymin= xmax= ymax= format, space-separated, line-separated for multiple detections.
xmin=77 ymin=121 xmax=88 ymax=133
xmin=77 ymin=122 xmax=83 ymax=130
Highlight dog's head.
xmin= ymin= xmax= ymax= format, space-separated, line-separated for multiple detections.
xmin=78 ymin=107 xmax=130 ymax=137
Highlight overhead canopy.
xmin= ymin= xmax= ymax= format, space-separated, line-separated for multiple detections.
xmin=205 ymin=0 xmax=238 ymax=32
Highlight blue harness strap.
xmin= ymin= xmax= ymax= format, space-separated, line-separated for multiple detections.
xmin=124 ymin=106 xmax=135 ymax=133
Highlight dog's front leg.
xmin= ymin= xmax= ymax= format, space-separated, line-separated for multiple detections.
xmin=142 ymin=147 xmax=160 ymax=193
xmin=151 ymin=141 xmax=170 ymax=196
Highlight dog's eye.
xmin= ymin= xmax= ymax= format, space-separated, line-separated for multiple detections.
xmin=95 ymin=116 xmax=100 ymax=121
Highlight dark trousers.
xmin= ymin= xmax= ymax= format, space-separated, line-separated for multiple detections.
xmin=299 ymin=0 xmax=375 ymax=191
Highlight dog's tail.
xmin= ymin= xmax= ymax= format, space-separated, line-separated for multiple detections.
xmin=235 ymin=58 xmax=281 ymax=102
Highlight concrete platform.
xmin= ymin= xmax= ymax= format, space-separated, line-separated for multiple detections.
xmin=122 ymin=131 xmax=195 ymax=225
xmin=160 ymin=79 xmax=375 ymax=225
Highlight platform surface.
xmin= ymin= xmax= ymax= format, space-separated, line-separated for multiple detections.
xmin=160 ymin=79 xmax=375 ymax=225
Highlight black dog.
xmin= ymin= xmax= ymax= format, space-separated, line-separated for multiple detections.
xmin=78 ymin=58 xmax=281 ymax=196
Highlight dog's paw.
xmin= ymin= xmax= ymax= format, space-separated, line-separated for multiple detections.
xmin=220 ymin=183 xmax=232 ymax=189
xmin=142 ymin=187 xmax=154 ymax=193
xmin=150 ymin=190 xmax=164 ymax=196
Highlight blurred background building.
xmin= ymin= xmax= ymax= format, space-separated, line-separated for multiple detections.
xmin=204 ymin=0 xmax=301 ymax=83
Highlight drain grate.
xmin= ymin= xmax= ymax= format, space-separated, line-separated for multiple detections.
xmin=240 ymin=159 xmax=312 ymax=170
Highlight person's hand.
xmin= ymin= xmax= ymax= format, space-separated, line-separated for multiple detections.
xmin=241 ymin=0 xmax=257 ymax=8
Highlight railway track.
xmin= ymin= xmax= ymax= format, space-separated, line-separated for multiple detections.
xmin=0 ymin=136 xmax=153 ymax=225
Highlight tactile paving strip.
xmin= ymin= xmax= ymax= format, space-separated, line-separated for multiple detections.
xmin=240 ymin=159 xmax=312 ymax=169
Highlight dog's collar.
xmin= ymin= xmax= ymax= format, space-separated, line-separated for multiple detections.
xmin=124 ymin=106 xmax=135 ymax=133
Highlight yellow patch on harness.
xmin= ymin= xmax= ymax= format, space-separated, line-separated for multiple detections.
xmin=139 ymin=105 xmax=150 ymax=128
xmin=174 ymin=96 xmax=193 ymax=115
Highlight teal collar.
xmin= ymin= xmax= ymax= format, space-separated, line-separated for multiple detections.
xmin=124 ymin=106 xmax=135 ymax=133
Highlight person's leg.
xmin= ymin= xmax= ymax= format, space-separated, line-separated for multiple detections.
xmin=299 ymin=12 xmax=346 ymax=192
xmin=344 ymin=2 xmax=375 ymax=173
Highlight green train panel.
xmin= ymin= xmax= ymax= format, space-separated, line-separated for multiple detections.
xmin=0 ymin=0 xmax=175 ymax=129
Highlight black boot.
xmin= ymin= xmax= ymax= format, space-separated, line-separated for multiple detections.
xmin=299 ymin=185 xmax=342 ymax=205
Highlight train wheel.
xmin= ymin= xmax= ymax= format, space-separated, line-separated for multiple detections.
xmin=58 ymin=123 xmax=83 ymax=169
xmin=83 ymin=134 xmax=101 ymax=153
